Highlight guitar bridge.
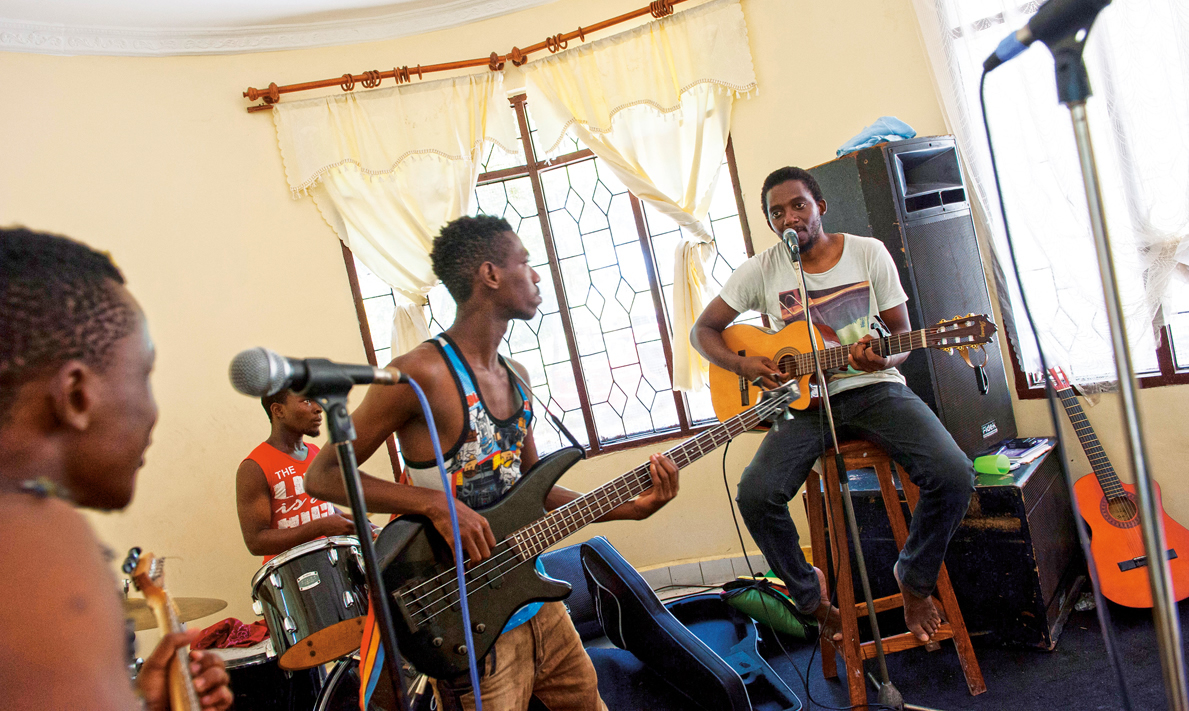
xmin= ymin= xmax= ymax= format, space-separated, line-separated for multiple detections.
xmin=1117 ymin=548 xmax=1177 ymax=572
xmin=737 ymin=350 xmax=749 ymax=407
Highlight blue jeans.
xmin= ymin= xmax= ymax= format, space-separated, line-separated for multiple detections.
xmin=736 ymin=381 xmax=975 ymax=613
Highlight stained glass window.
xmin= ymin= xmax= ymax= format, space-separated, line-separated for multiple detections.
xmin=346 ymin=97 xmax=756 ymax=459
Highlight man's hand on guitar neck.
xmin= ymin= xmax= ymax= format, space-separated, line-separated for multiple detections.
xmin=848 ymin=335 xmax=890 ymax=373
xmin=137 ymin=630 xmax=232 ymax=711
xmin=736 ymin=355 xmax=789 ymax=390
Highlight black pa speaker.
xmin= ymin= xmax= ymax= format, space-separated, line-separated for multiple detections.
xmin=808 ymin=136 xmax=1017 ymax=456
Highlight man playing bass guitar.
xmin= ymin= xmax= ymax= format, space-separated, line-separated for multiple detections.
xmin=306 ymin=215 xmax=679 ymax=711
xmin=691 ymin=167 xmax=975 ymax=644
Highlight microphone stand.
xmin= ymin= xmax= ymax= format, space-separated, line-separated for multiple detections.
xmin=302 ymin=362 xmax=409 ymax=710
xmin=1043 ymin=20 xmax=1188 ymax=708
xmin=782 ymin=232 xmax=904 ymax=710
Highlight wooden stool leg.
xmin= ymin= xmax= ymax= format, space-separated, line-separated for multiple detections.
xmin=822 ymin=454 xmax=869 ymax=707
xmin=899 ymin=476 xmax=987 ymax=695
xmin=803 ymin=469 xmax=838 ymax=680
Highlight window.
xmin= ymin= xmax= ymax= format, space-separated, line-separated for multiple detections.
xmin=914 ymin=0 xmax=1189 ymax=397
xmin=344 ymin=96 xmax=756 ymax=460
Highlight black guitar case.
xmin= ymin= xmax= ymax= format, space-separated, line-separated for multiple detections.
xmin=579 ymin=537 xmax=751 ymax=711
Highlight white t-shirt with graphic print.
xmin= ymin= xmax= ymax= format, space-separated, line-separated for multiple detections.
xmin=718 ymin=233 xmax=909 ymax=396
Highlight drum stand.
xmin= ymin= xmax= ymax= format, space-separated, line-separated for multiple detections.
xmin=308 ymin=379 xmax=409 ymax=710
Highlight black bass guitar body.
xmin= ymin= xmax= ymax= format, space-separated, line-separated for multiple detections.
xmin=374 ymin=447 xmax=584 ymax=679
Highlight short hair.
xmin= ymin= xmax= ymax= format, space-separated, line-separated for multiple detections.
xmin=760 ymin=167 xmax=825 ymax=220
xmin=430 ymin=215 xmax=515 ymax=303
xmin=260 ymin=389 xmax=294 ymax=423
xmin=0 ymin=227 xmax=137 ymax=423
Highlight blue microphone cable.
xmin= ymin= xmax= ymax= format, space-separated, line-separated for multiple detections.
xmin=407 ymin=376 xmax=484 ymax=711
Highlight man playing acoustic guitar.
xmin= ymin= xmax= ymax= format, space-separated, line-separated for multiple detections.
xmin=691 ymin=167 xmax=975 ymax=644
xmin=306 ymin=215 xmax=679 ymax=711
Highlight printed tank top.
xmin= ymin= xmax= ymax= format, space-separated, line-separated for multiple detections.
xmin=403 ymin=333 xmax=534 ymax=508
xmin=403 ymin=334 xmax=541 ymax=632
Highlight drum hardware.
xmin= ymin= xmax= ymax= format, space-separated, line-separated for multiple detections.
xmin=299 ymin=571 xmax=321 ymax=590
xmin=328 ymin=548 xmax=339 ymax=566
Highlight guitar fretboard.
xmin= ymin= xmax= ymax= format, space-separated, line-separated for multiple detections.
xmin=1055 ymin=385 xmax=1125 ymax=499
xmin=780 ymin=329 xmax=932 ymax=377
xmin=511 ymin=391 xmax=792 ymax=558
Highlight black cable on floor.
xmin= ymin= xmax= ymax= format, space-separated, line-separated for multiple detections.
xmin=720 ymin=437 xmax=897 ymax=711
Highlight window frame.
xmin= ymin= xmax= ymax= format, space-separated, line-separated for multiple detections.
xmin=1007 ymin=322 xmax=1189 ymax=400
xmin=340 ymin=94 xmax=756 ymax=467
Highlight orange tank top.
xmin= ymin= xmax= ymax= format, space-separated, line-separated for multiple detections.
xmin=245 ymin=441 xmax=335 ymax=563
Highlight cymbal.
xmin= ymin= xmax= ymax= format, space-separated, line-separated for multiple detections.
xmin=123 ymin=597 xmax=228 ymax=632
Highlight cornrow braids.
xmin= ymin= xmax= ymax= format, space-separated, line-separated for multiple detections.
xmin=0 ymin=227 xmax=136 ymax=423
xmin=430 ymin=215 xmax=515 ymax=304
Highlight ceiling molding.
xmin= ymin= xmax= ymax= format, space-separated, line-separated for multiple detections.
xmin=0 ymin=0 xmax=558 ymax=57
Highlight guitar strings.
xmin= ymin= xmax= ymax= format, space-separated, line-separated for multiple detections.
xmin=400 ymin=393 xmax=786 ymax=611
xmin=396 ymin=395 xmax=792 ymax=626
xmin=400 ymin=396 xmax=783 ymax=608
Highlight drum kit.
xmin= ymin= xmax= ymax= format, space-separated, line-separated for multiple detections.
xmin=124 ymin=536 xmax=432 ymax=710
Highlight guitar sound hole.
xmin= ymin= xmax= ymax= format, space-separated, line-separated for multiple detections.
xmin=777 ymin=354 xmax=797 ymax=380
xmin=1101 ymin=494 xmax=1140 ymax=528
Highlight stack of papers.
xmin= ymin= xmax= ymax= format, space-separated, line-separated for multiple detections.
xmin=994 ymin=437 xmax=1053 ymax=467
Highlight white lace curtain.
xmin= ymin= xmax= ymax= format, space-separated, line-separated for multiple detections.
xmin=272 ymin=73 xmax=521 ymax=355
xmin=521 ymin=0 xmax=757 ymax=392
xmin=911 ymin=0 xmax=1189 ymax=387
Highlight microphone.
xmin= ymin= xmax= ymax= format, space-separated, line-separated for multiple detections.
xmin=781 ymin=227 xmax=801 ymax=262
xmin=229 ymin=347 xmax=405 ymax=397
xmin=983 ymin=0 xmax=1110 ymax=73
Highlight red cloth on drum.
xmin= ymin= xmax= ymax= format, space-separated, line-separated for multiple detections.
xmin=192 ymin=618 xmax=270 ymax=650
xmin=244 ymin=441 xmax=335 ymax=563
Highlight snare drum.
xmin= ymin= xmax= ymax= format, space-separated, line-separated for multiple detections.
xmin=251 ymin=536 xmax=369 ymax=670
xmin=209 ymin=640 xmax=320 ymax=711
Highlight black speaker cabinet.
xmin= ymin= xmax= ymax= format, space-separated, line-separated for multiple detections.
xmin=808 ymin=137 xmax=1017 ymax=456
xmin=810 ymin=442 xmax=1086 ymax=649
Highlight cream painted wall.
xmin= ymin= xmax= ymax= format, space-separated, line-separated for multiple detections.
xmin=17 ymin=0 xmax=1151 ymax=657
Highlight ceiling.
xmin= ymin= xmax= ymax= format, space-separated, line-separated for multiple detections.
xmin=0 ymin=0 xmax=560 ymax=56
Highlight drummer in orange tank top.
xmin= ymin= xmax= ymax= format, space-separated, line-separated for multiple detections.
xmin=235 ymin=388 xmax=359 ymax=563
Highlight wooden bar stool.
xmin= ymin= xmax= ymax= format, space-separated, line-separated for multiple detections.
xmin=803 ymin=440 xmax=985 ymax=705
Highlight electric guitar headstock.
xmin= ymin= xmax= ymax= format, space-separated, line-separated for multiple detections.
xmin=123 ymin=548 xmax=201 ymax=711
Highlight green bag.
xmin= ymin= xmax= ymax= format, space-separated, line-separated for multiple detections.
xmin=720 ymin=576 xmax=817 ymax=640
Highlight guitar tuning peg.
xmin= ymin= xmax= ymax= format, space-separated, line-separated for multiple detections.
xmin=121 ymin=547 xmax=141 ymax=575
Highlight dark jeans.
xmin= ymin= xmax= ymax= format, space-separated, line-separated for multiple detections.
xmin=736 ymin=381 xmax=974 ymax=613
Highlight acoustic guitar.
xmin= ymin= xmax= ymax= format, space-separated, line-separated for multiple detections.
xmin=1048 ymin=366 xmax=1189 ymax=608
xmin=123 ymin=548 xmax=202 ymax=711
xmin=708 ymin=315 xmax=996 ymax=422
xmin=373 ymin=380 xmax=801 ymax=679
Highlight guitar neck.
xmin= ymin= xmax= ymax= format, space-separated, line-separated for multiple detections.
xmin=784 ymin=329 xmax=930 ymax=376
xmin=1054 ymin=384 xmax=1126 ymax=498
xmin=513 ymin=394 xmax=789 ymax=557
xmin=148 ymin=596 xmax=201 ymax=711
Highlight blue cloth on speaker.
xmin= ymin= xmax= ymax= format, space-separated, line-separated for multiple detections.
xmin=837 ymin=116 xmax=917 ymax=156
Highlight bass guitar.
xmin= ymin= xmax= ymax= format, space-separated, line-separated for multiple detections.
xmin=1048 ymin=366 xmax=1189 ymax=608
xmin=373 ymin=380 xmax=801 ymax=679
xmin=708 ymin=314 xmax=996 ymax=422
xmin=123 ymin=548 xmax=201 ymax=711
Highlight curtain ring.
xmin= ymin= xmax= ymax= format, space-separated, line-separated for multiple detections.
xmin=577 ymin=26 xmax=585 ymax=42
xmin=489 ymin=52 xmax=505 ymax=71
xmin=649 ymin=0 xmax=673 ymax=18
xmin=510 ymin=46 xmax=527 ymax=66
xmin=361 ymin=70 xmax=382 ymax=88
xmin=340 ymin=73 xmax=355 ymax=91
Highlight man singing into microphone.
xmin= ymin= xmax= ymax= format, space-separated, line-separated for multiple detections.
xmin=306 ymin=215 xmax=679 ymax=711
xmin=691 ymin=167 xmax=975 ymax=644
xmin=235 ymin=389 xmax=357 ymax=562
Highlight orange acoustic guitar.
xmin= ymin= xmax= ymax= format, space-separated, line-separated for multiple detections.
xmin=708 ymin=314 xmax=996 ymax=422
xmin=123 ymin=548 xmax=202 ymax=711
xmin=1048 ymin=366 xmax=1189 ymax=608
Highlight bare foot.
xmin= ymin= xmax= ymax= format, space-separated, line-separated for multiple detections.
xmin=895 ymin=565 xmax=942 ymax=642
xmin=811 ymin=567 xmax=843 ymax=643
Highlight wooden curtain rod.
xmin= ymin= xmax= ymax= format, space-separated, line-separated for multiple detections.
xmin=243 ymin=0 xmax=687 ymax=112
